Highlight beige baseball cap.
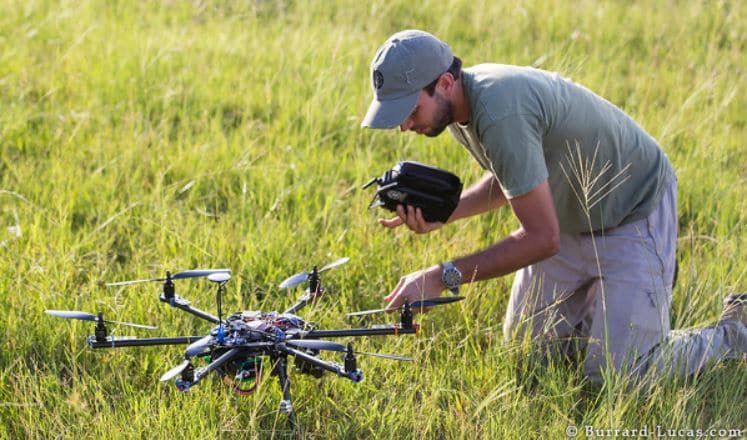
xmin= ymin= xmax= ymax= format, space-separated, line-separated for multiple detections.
xmin=361 ymin=30 xmax=454 ymax=129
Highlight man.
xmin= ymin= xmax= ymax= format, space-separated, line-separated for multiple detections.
xmin=361 ymin=29 xmax=746 ymax=382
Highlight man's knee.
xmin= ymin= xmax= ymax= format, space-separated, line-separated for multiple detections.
xmin=502 ymin=305 xmax=570 ymax=345
xmin=583 ymin=338 xmax=654 ymax=384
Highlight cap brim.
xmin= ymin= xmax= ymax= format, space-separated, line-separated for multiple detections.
xmin=361 ymin=90 xmax=420 ymax=129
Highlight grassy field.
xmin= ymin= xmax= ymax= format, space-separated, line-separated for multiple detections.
xmin=1 ymin=0 xmax=745 ymax=438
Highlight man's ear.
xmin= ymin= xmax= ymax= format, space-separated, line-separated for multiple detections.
xmin=437 ymin=73 xmax=456 ymax=95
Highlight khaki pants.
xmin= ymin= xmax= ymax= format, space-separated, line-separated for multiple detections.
xmin=504 ymin=174 xmax=746 ymax=382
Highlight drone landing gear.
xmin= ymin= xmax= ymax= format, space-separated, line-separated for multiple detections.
xmin=273 ymin=357 xmax=297 ymax=432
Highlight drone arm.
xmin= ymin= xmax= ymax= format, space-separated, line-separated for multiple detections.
xmin=303 ymin=324 xmax=419 ymax=339
xmin=283 ymin=286 xmax=325 ymax=315
xmin=191 ymin=348 xmax=242 ymax=385
xmin=87 ymin=335 xmax=206 ymax=349
xmin=282 ymin=296 xmax=309 ymax=315
xmin=159 ymin=294 xmax=221 ymax=324
xmin=276 ymin=344 xmax=363 ymax=383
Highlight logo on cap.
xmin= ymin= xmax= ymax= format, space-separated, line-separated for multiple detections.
xmin=373 ymin=70 xmax=384 ymax=90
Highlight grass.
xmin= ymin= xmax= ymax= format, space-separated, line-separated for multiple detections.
xmin=1 ymin=0 xmax=745 ymax=438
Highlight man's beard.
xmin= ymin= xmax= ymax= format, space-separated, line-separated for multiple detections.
xmin=423 ymin=92 xmax=454 ymax=137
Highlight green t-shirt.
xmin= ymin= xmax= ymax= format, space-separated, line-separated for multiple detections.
xmin=448 ymin=64 xmax=672 ymax=234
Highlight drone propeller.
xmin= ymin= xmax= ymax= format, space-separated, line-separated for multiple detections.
xmin=207 ymin=272 xmax=231 ymax=284
xmin=160 ymin=360 xmax=191 ymax=382
xmin=45 ymin=310 xmax=157 ymax=330
xmin=319 ymin=257 xmax=350 ymax=273
xmin=185 ymin=336 xmax=213 ymax=358
xmin=286 ymin=339 xmax=412 ymax=361
xmin=346 ymin=296 xmax=465 ymax=317
xmin=278 ymin=257 xmax=349 ymax=289
xmin=105 ymin=269 xmax=231 ymax=287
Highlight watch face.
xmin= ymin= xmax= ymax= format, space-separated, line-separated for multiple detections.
xmin=443 ymin=269 xmax=460 ymax=287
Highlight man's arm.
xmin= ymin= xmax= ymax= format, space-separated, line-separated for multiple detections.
xmin=452 ymin=179 xmax=560 ymax=281
xmin=379 ymin=172 xmax=508 ymax=232
xmin=384 ymin=180 xmax=560 ymax=310
xmin=447 ymin=172 xmax=507 ymax=223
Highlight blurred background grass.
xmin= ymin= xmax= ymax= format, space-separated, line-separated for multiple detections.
xmin=0 ymin=0 xmax=745 ymax=438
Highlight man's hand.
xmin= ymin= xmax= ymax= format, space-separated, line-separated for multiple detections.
xmin=384 ymin=265 xmax=444 ymax=313
xmin=378 ymin=205 xmax=444 ymax=234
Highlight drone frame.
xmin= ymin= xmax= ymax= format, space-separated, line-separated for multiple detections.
xmin=53 ymin=263 xmax=458 ymax=432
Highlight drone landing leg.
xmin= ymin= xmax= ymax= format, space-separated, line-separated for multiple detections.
xmin=275 ymin=357 xmax=298 ymax=433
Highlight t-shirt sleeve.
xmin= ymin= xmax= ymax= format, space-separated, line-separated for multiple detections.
xmin=479 ymin=113 xmax=548 ymax=198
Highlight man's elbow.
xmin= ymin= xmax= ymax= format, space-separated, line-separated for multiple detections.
xmin=517 ymin=226 xmax=560 ymax=260
xmin=537 ymin=227 xmax=560 ymax=258
xmin=546 ymin=231 xmax=560 ymax=256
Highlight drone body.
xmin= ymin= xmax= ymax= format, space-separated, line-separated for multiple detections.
xmin=46 ymin=259 xmax=463 ymax=430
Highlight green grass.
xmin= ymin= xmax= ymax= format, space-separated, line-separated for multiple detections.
xmin=1 ymin=0 xmax=745 ymax=438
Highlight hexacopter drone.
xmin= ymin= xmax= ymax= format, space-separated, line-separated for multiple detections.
xmin=45 ymin=258 xmax=462 ymax=429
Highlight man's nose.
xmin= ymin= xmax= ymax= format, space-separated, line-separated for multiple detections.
xmin=399 ymin=118 xmax=412 ymax=132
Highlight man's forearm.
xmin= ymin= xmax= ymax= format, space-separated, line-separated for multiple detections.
xmin=447 ymin=173 xmax=507 ymax=223
xmin=451 ymin=226 xmax=559 ymax=284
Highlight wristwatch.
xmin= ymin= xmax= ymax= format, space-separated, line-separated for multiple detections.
xmin=441 ymin=261 xmax=462 ymax=295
